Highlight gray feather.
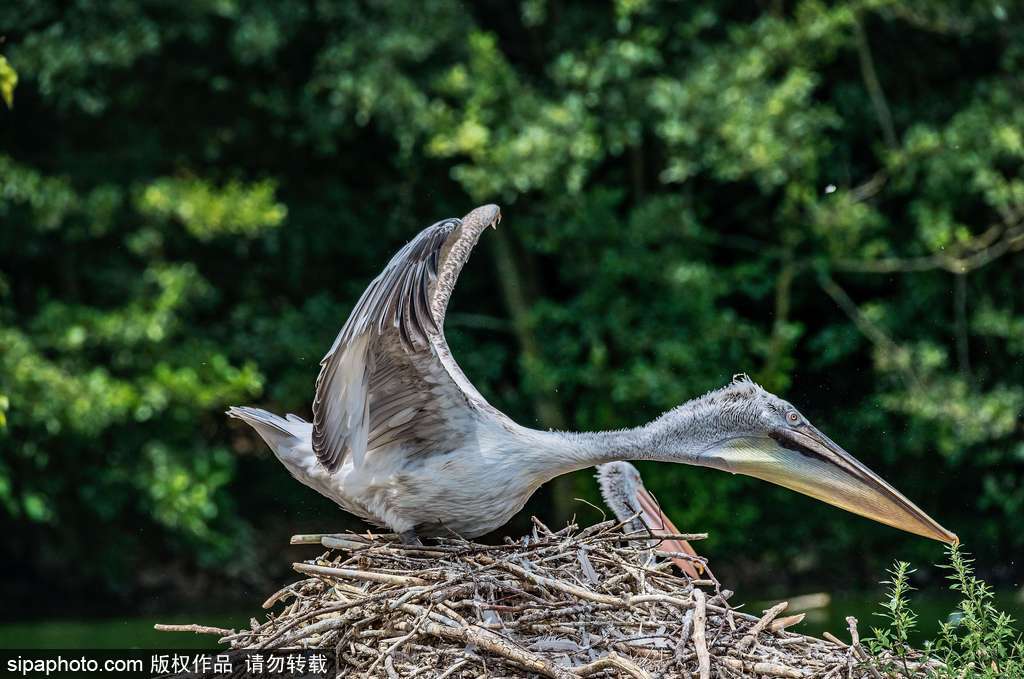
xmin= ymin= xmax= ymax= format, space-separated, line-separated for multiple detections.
xmin=311 ymin=205 xmax=502 ymax=472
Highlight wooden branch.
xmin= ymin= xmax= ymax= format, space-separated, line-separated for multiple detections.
xmin=606 ymin=532 xmax=709 ymax=542
xmin=290 ymin=532 xmax=387 ymax=545
xmin=154 ymin=623 xmax=234 ymax=636
xmin=366 ymin=604 xmax=434 ymax=675
xmin=293 ymin=561 xmax=428 ymax=587
xmin=832 ymin=221 xmax=1024 ymax=275
xmin=817 ymin=272 xmax=922 ymax=390
xmin=769 ymin=613 xmax=806 ymax=633
xmin=763 ymin=256 xmax=795 ymax=384
xmin=394 ymin=618 xmax=575 ymax=679
xmin=720 ymin=656 xmax=804 ymax=678
xmin=853 ymin=17 xmax=898 ymax=149
xmin=495 ymin=559 xmax=621 ymax=606
xmin=737 ymin=601 xmax=789 ymax=651
xmin=823 ymin=631 xmax=848 ymax=647
xmin=692 ymin=588 xmax=711 ymax=679
xmin=573 ymin=651 xmax=652 ymax=678
xmin=263 ymin=615 xmax=348 ymax=649
xmin=847 ymin=616 xmax=884 ymax=679
xmin=954 ymin=272 xmax=972 ymax=379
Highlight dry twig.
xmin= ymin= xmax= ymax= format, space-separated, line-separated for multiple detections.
xmin=156 ymin=521 xmax=927 ymax=677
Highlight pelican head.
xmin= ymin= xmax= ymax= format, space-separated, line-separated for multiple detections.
xmin=648 ymin=375 xmax=958 ymax=544
xmin=597 ymin=461 xmax=645 ymax=524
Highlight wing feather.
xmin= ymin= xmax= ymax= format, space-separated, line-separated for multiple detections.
xmin=311 ymin=205 xmax=502 ymax=472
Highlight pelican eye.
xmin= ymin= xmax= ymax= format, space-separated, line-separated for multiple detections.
xmin=786 ymin=411 xmax=801 ymax=425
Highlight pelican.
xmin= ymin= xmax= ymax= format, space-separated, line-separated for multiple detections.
xmin=228 ymin=204 xmax=957 ymax=546
xmin=597 ymin=461 xmax=708 ymax=579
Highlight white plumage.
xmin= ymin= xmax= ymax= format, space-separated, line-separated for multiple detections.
xmin=228 ymin=204 xmax=958 ymax=546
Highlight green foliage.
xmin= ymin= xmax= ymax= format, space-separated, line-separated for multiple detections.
xmin=0 ymin=55 xmax=16 ymax=108
xmin=136 ymin=178 xmax=287 ymax=240
xmin=868 ymin=561 xmax=919 ymax=675
xmin=928 ymin=546 xmax=1024 ymax=678
xmin=867 ymin=547 xmax=1024 ymax=678
xmin=1 ymin=0 xmax=1022 ymax=603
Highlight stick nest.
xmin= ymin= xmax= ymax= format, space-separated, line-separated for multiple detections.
xmin=162 ymin=518 xmax=930 ymax=678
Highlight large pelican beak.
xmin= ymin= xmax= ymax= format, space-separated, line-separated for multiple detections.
xmin=701 ymin=425 xmax=957 ymax=544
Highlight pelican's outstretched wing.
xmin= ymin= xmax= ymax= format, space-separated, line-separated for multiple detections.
xmin=312 ymin=205 xmax=502 ymax=472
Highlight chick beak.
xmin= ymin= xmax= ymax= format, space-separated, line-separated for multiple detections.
xmin=632 ymin=484 xmax=708 ymax=579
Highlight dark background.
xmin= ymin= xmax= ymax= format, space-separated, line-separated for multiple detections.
xmin=1 ymin=0 xmax=1021 ymax=640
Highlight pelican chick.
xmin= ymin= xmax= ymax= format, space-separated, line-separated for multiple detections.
xmin=597 ymin=461 xmax=710 ymax=579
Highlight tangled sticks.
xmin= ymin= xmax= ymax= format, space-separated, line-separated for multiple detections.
xmin=158 ymin=519 xmax=927 ymax=678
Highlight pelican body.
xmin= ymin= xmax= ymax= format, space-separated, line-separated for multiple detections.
xmin=229 ymin=205 xmax=957 ymax=546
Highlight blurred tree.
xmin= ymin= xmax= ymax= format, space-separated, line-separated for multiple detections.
xmin=0 ymin=55 xmax=15 ymax=109
xmin=0 ymin=0 xmax=1021 ymax=607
